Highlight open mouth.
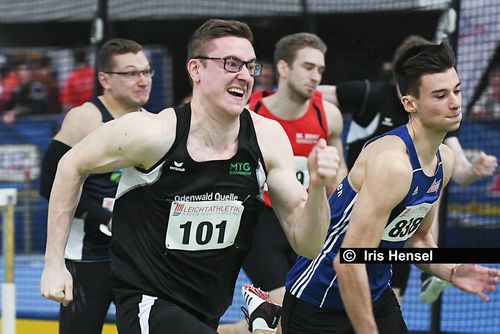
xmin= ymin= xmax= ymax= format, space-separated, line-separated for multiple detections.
xmin=227 ymin=87 xmax=245 ymax=98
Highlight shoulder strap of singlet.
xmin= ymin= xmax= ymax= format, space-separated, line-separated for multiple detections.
xmin=89 ymin=97 xmax=114 ymax=122
xmin=364 ymin=125 xmax=422 ymax=170
xmin=311 ymin=91 xmax=327 ymax=134
xmin=249 ymin=89 xmax=274 ymax=114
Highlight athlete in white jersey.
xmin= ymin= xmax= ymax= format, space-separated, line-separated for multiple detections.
xmin=282 ymin=42 xmax=500 ymax=334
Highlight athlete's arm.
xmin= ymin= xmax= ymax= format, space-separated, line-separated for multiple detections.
xmin=40 ymin=109 xmax=175 ymax=306
xmin=54 ymin=102 xmax=105 ymax=147
xmin=333 ymin=140 xmax=411 ymax=334
xmin=444 ymin=136 xmax=498 ymax=185
xmin=324 ymin=100 xmax=347 ymax=193
xmin=317 ymin=85 xmax=338 ymax=106
xmin=254 ymin=114 xmax=339 ymax=259
xmin=39 ymin=103 xmax=111 ymax=223
xmin=406 ymin=146 xmax=499 ymax=300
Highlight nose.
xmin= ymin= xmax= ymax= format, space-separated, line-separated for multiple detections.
xmin=237 ymin=64 xmax=253 ymax=81
xmin=137 ymin=73 xmax=150 ymax=85
xmin=311 ymin=68 xmax=322 ymax=83
xmin=449 ymin=91 xmax=461 ymax=109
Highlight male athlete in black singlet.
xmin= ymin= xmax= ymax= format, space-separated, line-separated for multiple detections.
xmin=41 ymin=19 xmax=341 ymax=334
xmin=40 ymin=39 xmax=152 ymax=334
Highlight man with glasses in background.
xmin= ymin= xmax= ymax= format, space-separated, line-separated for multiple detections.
xmin=41 ymin=19 xmax=341 ymax=334
xmin=40 ymin=38 xmax=153 ymax=334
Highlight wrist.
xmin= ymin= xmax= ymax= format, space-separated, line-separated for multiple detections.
xmin=448 ymin=263 xmax=462 ymax=285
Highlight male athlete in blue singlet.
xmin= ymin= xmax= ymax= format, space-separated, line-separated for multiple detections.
xmin=282 ymin=41 xmax=500 ymax=334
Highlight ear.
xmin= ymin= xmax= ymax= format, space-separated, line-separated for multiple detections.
xmin=276 ymin=59 xmax=289 ymax=79
xmin=401 ymin=95 xmax=417 ymax=114
xmin=187 ymin=59 xmax=202 ymax=84
xmin=98 ymin=72 xmax=110 ymax=90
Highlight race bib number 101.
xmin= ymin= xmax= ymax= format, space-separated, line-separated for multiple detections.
xmin=166 ymin=200 xmax=244 ymax=251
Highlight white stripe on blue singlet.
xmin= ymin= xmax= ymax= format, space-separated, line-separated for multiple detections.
xmin=290 ymin=194 xmax=358 ymax=297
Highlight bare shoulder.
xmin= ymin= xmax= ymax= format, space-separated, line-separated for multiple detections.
xmin=118 ymin=107 xmax=176 ymax=145
xmin=322 ymin=100 xmax=343 ymax=135
xmin=54 ymin=102 xmax=103 ymax=146
xmin=438 ymin=142 xmax=456 ymax=182
xmin=250 ymin=110 xmax=286 ymax=136
xmin=352 ymin=135 xmax=412 ymax=190
xmin=100 ymin=107 xmax=177 ymax=170
xmin=250 ymin=111 xmax=293 ymax=168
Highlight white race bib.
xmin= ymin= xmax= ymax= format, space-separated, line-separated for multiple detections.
xmin=294 ymin=156 xmax=309 ymax=188
xmin=166 ymin=200 xmax=244 ymax=251
xmin=382 ymin=202 xmax=433 ymax=242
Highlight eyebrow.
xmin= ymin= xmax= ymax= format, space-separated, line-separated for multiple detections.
xmin=218 ymin=55 xmax=257 ymax=62
xmin=430 ymin=82 xmax=461 ymax=94
xmin=121 ymin=63 xmax=151 ymax=69
xmin=303 ymin=61 xmax=325 ymax=69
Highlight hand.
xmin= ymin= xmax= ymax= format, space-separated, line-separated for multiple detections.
xmin=307 ymin=138 xmax=340 ymax=187
xmin=451 ymin=264 xmax=500 ymax=301
xmin=40 ymin=265 xmax=74 ymax=307
xmin=471 ymin=152 xmax=498 ymax=178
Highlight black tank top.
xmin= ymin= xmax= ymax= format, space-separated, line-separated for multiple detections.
xmin=67 ymin=97 xmax=117 ymax=261
xmin=111 ymin=104 xmax=266 ymax=323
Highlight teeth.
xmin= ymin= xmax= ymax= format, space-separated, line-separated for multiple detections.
xmin=227 ymin=87 xmax=244 ymax=95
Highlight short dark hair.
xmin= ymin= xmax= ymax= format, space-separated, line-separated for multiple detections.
xmin=187 ymin=19 xmax=254 ymax=60
xmin=97 ymin=38 xmax=144 ymax=72
xmin=392 ymin=35 xmax=432 ymax=68
xmin=273 ymin=32 xmax=327 ymax=66
xmin=393 ymin=42 xmax=456 ymax=97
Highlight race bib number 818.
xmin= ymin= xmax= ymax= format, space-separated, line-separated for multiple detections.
xmin=166 ymin=200 xmax=244 ymax=251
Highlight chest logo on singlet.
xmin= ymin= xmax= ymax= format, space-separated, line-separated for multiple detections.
xmin=296 ymin=132 xmax=321 ymax=145
xmin=166 ymin=200 xmax=244 ymax=251
xmin=382 ymin=117 xmax=393 ymax=127
xmin=382 ymin=202 xmax=433 ymax=242
xmin=170 ymin=161 xmax=185 ymax=172
xmin=427 ymin=179 xmax=441 ymax=193
xmin=230 ymin=162 xmax=252 ymax=176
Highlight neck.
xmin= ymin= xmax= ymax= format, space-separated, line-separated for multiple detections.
xmin=406 ymin=122 xmax=445 ymax=168
xmin=264 ymin=86 xmax=310 ymax=119
xmin=189 ymin=97 xmax=240 ymax=149
xmin=99 ymin=95 xmax=142 ymax=118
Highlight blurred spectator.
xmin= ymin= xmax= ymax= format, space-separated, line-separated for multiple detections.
xmin=253 ymin=59 xmax=275 ymax=91
xmin=470 ymin=64 xmax=500 ymax=120
xmin=2 ymin=60 xmax=49 ymax=125
xmin=34 ymin=55 xmax=61 ymax=114
xmin=60 ymin=50 xmax=95 ymax=112
xmin=0 ymin=55 xmax=8 ymax=110
xmin=1 ymin=57 xmax=20 ymax=109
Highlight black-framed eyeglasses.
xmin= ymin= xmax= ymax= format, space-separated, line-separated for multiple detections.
xmin=104 ymin=68 xmax=155 ymax=79
xmin=193 ymin=56 xmax=262 ymax=77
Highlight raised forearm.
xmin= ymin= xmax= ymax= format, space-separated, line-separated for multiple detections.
xmin=44 ymin=155 xmax=86 ymax=266
xmin=293 ymin=185 xmax=330 ymax=258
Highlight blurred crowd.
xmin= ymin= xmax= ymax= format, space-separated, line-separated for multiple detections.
xmin=0 ymin=50 xmax=94 ymax=125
